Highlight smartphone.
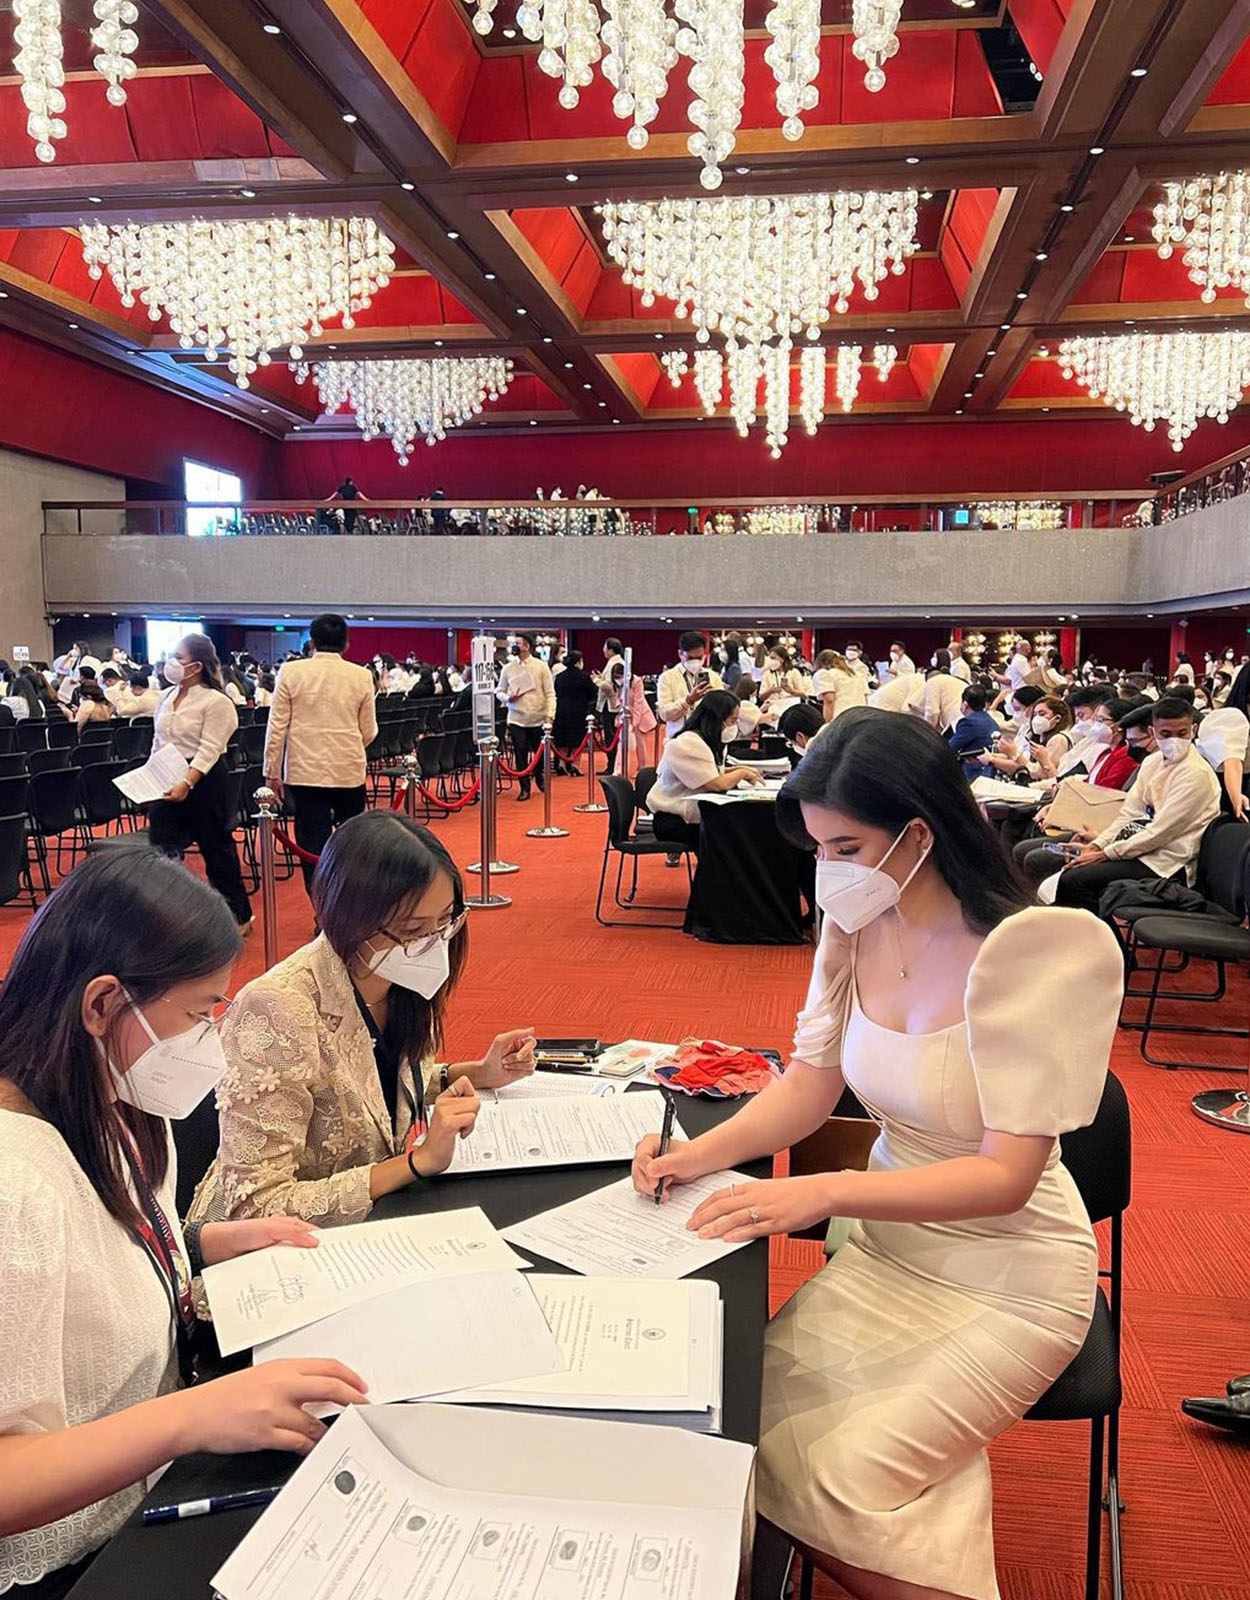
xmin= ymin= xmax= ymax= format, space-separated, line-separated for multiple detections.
xmin=697 ymin=669 xmax=710 ymax=686
xmin=1043 ymin=841 xmax=1083 ymax=857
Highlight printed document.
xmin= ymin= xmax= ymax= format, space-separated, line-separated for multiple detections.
xmin=212 ymin=1404 xmax=752 ymax=1600
xmin=502 ymin=1170 xmax=756 ymax=1278
xmin=203 ymin=1207 xmax=526 ymax=1356
xmin=254 ymin=1271 xmax=564 ymax=1405
xmin=112 ymin=744 xmax=189 ymax=805
xmin=480 ymin=1073 xmax=621 ymax=1103
xmin=439 ymin=1276 xmax=719 ymax=1414
xmin=446 ymin=1090 xmax=667 ymax=1175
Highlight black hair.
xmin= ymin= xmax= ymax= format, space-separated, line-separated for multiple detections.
xmin=310 ymin=613 xmax=349 ymax=652
xmin=846 ymin=639 xmax=863 ymax=651
xmin=681 ymin=689 xmax=739 ymax=758
xmin=9 ymin=674 xmax=43 ymax=717
xmin=1152 ymin=694 xmax=1197 ymax=725
xmin=128 ymin=670 xmax=150 ymax=690
xmin=960 ymin=685 xmax=987 ymax=712
xmin=1010 ymin=685 xmax=1045 ymax=711
xmin=0 ymin=842 xmax=240 ymax=1229
xmin=1118 ymin=704 xmax=1155 ymax=732
xmin=776 ymin=708 xmax=1031 ymax=934
xmin=777 ymin=703 xmax=824 ymax=744
xmin=311 ymin=812 xmax=467 ymax=1073
xmin=1176 ymin=651 xmax=1190 ymax=664
xmin=100 ymin=667 xmax=120 ymax=683
xmin=515 ymin=632 xmax=537 ymax=651
xmin=929 ymin=648 xmax=951 ymax=675
xmin=1069 ymin=685 xmax=1114 ymax=709
xmin=564 ymin=649 xmax=584 ymax=669
xmin=78 ymin=665 xmax=97 ymax=682
xmin=1165 ymin=683 xmax=1196 ymax=706
xmin=179 ymin=634 xmax=226 ymax=694
xmin=604 ymin=637 xmax=623 ymax=655
xmin=1226 ymin=662 xmax=1250 ymax=718
xmin=678 ymin=631 xmax=707 ymax=655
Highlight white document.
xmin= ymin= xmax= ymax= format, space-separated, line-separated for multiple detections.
xmin=507 ymin=666 xmax=537 ymax=697
xmin=969 ymin=776 xmax=1052 ymax=806
xmin=697 ymin=787 xmax=779 ymax=806
xmin=202 ymin=1207 xmax=526 ymax=1357
xmin=480 ymin=1072 xmax=621 ymax=1102
xmin=439 ymin=1276 xmax=718 ymax=1413
xmin=503 ymin=1170 xmax=756 ymax=1279
xmin=253 ymin=1271 xmax=565 ymax=1406
xmin=726 ymin=755 xmax=791 ymax=777
xmin=446 ymin=1089 xmax=667 ymax=1176
xmin=112 ymin=743 xmax=190 ymax=804
xmin=212 ymin=1404 xmax=753 ymax=1600
xmin=594 ymin=1041 xmax=678 ymax=1080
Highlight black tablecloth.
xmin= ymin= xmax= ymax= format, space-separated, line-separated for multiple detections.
xmin=685 ymin=799 xmax=815 ymax=945
xmin=68 ymin=1095 xmax=771 ymax=1600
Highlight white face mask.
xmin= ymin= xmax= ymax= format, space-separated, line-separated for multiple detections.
xmin=1157 ymin=735 xmax=1192 ymax=764
xmin=766 ymin=658 xmax=781 ymax=672
xmin=722 ymin=724 xmax=740 ymax=744
xmin=1086 ymin=720 xmax=1115 ymax=745
xmin=846 ymin=649 xmax=860 ymax=661
xmin=367 ymin=935 xmax=450 ymax=998
xmin=163 ymin=658 xmax=185 ymax=684
xmin=1031 ymin=714 xmax=1052 ymax=736
xmin=815 ymin=825 xmax=931 ymax=935
xmin=107 ymin=995 xmax=228 ymax=1120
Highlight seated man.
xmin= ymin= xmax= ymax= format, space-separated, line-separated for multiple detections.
xmin=947 ymin=685 xmax=998 ymax=780
xmin=777 ymin=701 xmax=825 ymax=766
xmin=1048 ymin=696 xmax=1219 ymax=913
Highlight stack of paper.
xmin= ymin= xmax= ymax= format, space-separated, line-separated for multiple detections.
xmin=440 ymin=1276 xmax=724 ymax=1432
xmin=480 ymin=1071 xmax=621 ymax=1102
xmin=445 ymin=1088 xmax=668 ymax=1175
xmin=593 ymin=1040 xmax=678 ymax=1080
xmin=969 ymin=776 xmax=1052 ymax=806
xmin=212 ymin=1404 xmax=755 ymax=1600
xmin=112 ymin=744 xmax=189 ymax=805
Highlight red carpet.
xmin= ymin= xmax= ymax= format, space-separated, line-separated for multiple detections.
xmin=3 ymin=776 xmax=1249 ymax=1600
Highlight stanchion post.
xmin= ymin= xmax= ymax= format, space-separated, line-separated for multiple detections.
xmin=526 ymin=721 xmax=569 ymax=838
xmin=465 ymin=738 xmax=511 ymax=908
xmin=253 ymin=785 xmax=280 ymax=969
xmin=574 ymin=713 xmax=608 ymax=814
xmin=651 ymin=720 xmax=661 ymax=770
xmin=402 ymin=751 xmax=419 ymax=819
xmin=467 ymin=737 xmax=520 ymax=875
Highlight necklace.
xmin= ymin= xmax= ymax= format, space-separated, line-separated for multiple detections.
xmin=891 ymin=906 xmax=960 ymax=980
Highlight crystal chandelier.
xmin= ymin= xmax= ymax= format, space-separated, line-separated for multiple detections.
xmin=1152 ymin=172 xmax=1250 ymax=305
xmin=972 ymin=500 xmax=1065 ymax=531
xmin=294 ymin=357 xmax=514 ymax=464
xmin=467 ymin=0 xmax=906 ymax=185
xmin=659 ymin=341 xmax=897 ymax=454
xmin=13 ymin=0 xmax=139 ymax=164
xmin=80 ymin=217 xmax=396 ymax=388
xmin=1057 ymin=330 xmax=1250 ymax=451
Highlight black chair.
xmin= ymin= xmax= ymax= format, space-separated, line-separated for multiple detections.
xmin=0 ymin=725 xmax=14 ymax=756
xmin=16 ymin=721 xmax=48 ymax=755
xmin=76 ymin=721 xmax=113 ymax=745
xmin=241 ymin=723 xmax=267 ymax=765
xmin=793 ymin=1072 xmax=1131 ymax=1600
xmin=46 ymin=719 xmax=74 ymax=750
xmin=634 ymin=765 xmax=660 ymax=835
xmin=27 ymin=766 xmax=82 ymax=890
xmin=77 ymin=761 xmax=128 ymax=839
xmin=26 ymin=747 xmax=70 ymax=776
xmin=73 ymin=741 xmax=115 ymax=769
xmin=0 ymin=752 xmax=25 ymax=777
xmin=0 ymin=812 xmax=36 ymax=908
xmin=0 ymin=775 xmax=29 ymax=822
xmin=594 ymin=775 xmax=690 ymax=926
xmin=111 ymin=721 xmax=148 ymax=762
xmin=172 ymin=1095 xmax=221 ymax=1217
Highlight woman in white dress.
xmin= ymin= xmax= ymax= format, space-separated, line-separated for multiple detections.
xmin=633 ymin=708 xmax=1123 ymax=1600
xmin=812 ymin=650 xmax=870 ymax=723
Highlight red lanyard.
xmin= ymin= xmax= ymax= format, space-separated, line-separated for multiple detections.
xmin=119 ymin=1130 xmax=196 ymax=1341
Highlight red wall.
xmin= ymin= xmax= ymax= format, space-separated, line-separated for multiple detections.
xmin=264 ymin=417 xmax=1250 ymax=502
xmin=1076 ymin=624 xmax=1172 ymax=672
xmin=0 ymin=328 xmax=277 ymax=491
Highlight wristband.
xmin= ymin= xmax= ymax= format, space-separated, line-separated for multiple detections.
xmin=406 ymin=1147 xmax=426 ymax=1180
xmin=183 ymin=1220 xmax=205 ymax=1275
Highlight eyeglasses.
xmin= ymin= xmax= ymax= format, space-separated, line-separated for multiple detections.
xmin=156 ymin=996 xmax=237 ymax=1043
xmin=377 ymin=910 xmax=468 ymax=959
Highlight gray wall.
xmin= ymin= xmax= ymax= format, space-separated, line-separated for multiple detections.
xmin=38 ymin=498 xmax=1250 ymax=620
xmin=2 ymin=452 xmax=123 ymax=661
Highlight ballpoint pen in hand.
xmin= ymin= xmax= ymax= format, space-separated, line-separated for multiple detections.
xmin=654 ymin=1089 xmax=677 ymax=1207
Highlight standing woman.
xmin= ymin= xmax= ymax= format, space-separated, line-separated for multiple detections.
xmin=811 ymin=650 xmax=868 ymax=724
xmin=634 ymin=709 xmax=1122 ymax=1600
xmin=148 ymin=634 xmax=252 ymax=930
xmin=0 ymin=844 xmax=367 ymax=1599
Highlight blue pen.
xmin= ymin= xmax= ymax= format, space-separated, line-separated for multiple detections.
xmin=142 ymin=1488 xmax=279 ymax=1524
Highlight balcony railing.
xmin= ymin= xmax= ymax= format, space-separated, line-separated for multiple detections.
xmin=42 ymin=494 xmax=1151 ymax=539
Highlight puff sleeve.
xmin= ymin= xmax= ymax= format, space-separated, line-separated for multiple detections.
xmin=792 ymin=918 xmax=854 ymax=1070
xmin=965 ymin=906 xmax=1122 ymax=1136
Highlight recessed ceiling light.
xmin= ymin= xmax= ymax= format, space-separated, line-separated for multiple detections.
xmin=963 ymin=390 xmax=972 ymax=398
xmin=434 ymin=338 xmax=444 ymax=346
xmin=885 ymin=326 xmax=895 ymax=334
xmin=293 ymin=425 xmax=302 ymax=431
xmin=260 ymin=406 xmax=270 ymax=413
xmin=262 ymin=21 xmax=281 ymax=33
xmin=240 ymin=188 xmax=256 ymax=198
xmin=592 ymin=613 xmax=601 ymax=621
xmin=446 ymin=229 xmax=459 ymax=239
xmin=583 ymin=383 xmax=592 ymax=389
xmin=955 ymin=408 xmax=964 ymax=414
xmin=283 ymin=613 xmax=291 ymax=619
xmin=1089 ymin=145 xmax=1104 ymax=155
xmin=0 ymin=292 xmax=8 ymax=299
xmin=987 ymin=349 xmax=996 ymax=357
xmin=1130 ymin=66 xmax=1147 ymax=78
xmin=974 ymin=371 xmax=983 ymax=379
xmin=529 ymin=419 xmax=538 ymax=426
xmin=1042 ymin=405 xmax=1051 ymax=412
xmin=68 ymin=322 xmax=78 ymax=329
xmin=87 ymin=194 xmax=102 ymax=204
xmin=1016 ymin=291 xmax=1027 ymax=300
xmin=905 ymin=156 xmax=920 ymax=165
xmin=502 ymin=26 xmax=517 ymax=36
xmin=1000 ymin=322 xmax=1011 ymax=330
xmin=565 ymin=172 xmax=579 ymax=182
xmin=1125 ymin=318 xmax=1135 ymax=326
xmin=597 ymin=400 xmax=606 ymax=407
xmin=920 ymin=190 xmax=934 ymax=201
xmin=735 ymin=166 xmax=749 ymax=175
xmin=516 ymin=307 xmax=527 ymax=315
xmin=1123 ymin=234 xmax=1135 ymax=242
xmin=564 ymin=362 xmax=574 ymax=369
xmin=611 ymin=417 xmax=620 ymax=423
xmin=1035 ymin=251 xmax=1048 ymax=261
xmin=484 ymin=271 xmax=496 ymax=280
xmin=328 ymin=343 xmax=337 ymax=349
xmin=1060 ymin=203 xmax=1074 ymax=213
xmin=342 ymin=111 xmax=358 ymax=124
xmin=401 ymin=181 xmax=415 ymax=191
xmin=368 ymin=616 xmax=375 ymax=621
xmin=542 ymin=335 xmax=553 ymax=343
xmin=654 ymin=332 xmax=664 ymax=340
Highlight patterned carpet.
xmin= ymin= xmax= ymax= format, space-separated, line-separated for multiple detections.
xmin=2 ymin=773 xmax=1248 ymax=1600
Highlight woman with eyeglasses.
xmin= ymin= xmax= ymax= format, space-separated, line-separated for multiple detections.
xmin=0 ymin=842 xmax=367 ymax=1599
xmin=188 ymin=811 xmax=535 ymax=1227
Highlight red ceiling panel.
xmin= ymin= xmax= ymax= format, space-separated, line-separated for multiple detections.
xmin=4 ymin=230 xmax=73 ymax=281
xmin=562 ymin=240 xmax=602 ymax=317
xmin=189 ymin=73 xmax=279 ymax=159
xmin=584 ymin=271 xmax=635 ymax=321
xmin=511 ymin=210 xmax=587 ymax=286
xmin=608 ymin=353 xmax=663 ymax=408
xmin=1007 ymin=357 xmax=1081 ymax=398
xmin=401 ymin=0 xmax=482 ymax=139
xmin=459 ymin=56 xmax=530 ymax=143
xmin=906 ymin=343 xmax=944 ymax=395
xmin=1008 ymin=0 xmax=1071 ymax=77
xmin=1121 ymin=249 xmax=1243 ymax=304
xmin=123 ymin=75 xmax=208 ymax=163
xmin=1206 ymin=38 xmax=1250 ymax=104
xmin=51 ymin=85 xmax=140 ymax=165
xmin=359 ymin=0 xmax=436 ymax=63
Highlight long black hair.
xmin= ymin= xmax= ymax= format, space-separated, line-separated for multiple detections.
xmin=682 ymin=689 xmax=740 ymax=759
xmin=1226 ymin=662 xmax=1250 ymax=718
xmin=776 ymin=707 xmax=1032 ymax=934
xmin=312 ymin=811 xmax=468 ymax=1071
xmin=0 ymin=841 xmax=242 ymax=1228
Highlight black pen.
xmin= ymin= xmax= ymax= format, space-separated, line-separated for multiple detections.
xmin=654 ymin=1089 xmax=677 ymax=1206
xmin=142 ymin=1488 xmax=279 ymax=1524
xmin=439 ymin=1065 xmax=450 ymax=1094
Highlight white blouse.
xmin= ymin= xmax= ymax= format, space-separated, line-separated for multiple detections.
xmin=0 ymin=1114 xmax=182 ymax=1590
xmin=1197 ymin=707 xmax=1250 ymax=773
xmin=153 ymin=684 xmax=238 ymax=777
xmin=647 ymin=731 xmax=722 ymax=823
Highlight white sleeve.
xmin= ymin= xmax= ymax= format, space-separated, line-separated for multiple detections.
xmin=792 ymin=920 xmax=854 ymax=1070
xmin=0 ymin=1163 xmax=70 ymax=1438
xmin=663 ymin=734 xmax=720 ymax=790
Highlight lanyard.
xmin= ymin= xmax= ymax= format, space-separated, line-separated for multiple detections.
xmin=119 ymin=1130 xmax=197 ymax=1384
xmin=351 ymin=986 xmax=426 ymax=1150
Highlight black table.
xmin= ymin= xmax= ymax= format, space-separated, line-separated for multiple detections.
xmin=68 ymin=1095 xmax=771 ymax=1600
xmin=685 ymin=798 xmax=816 ymax=945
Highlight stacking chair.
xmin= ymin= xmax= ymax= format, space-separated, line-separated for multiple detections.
xmin=27 ymin=766 xmax=82 ymax=890
xmin=790 ymin=1072 xmax=1131 ymax=1600
xmin=16 ymin=721 xmax=48 ymax=756
xmin=0 ymin=813 xmax=37 ymax=908
xmin=0 ymin=774 xmax=30 ymax=819
xmin=240 ymin=722 xmax=268 ymax=765
xmin=73 ymin=741 xmax=114 ymax=769
xmin=594 ymin=775 xmax=690 ymax=927
xmin=26 ymin=747 xmax=70 ymax=776
xmin=0 ymin=752 xmax=25 ymax=778
xmin=76 ymin=722 xmax=112 ymax=746
xmin=111 ymin=721 xmax=147 ymax=762
xmin=0 ymin=725 xmax=13 ymax=756
xmin=46 ymin=720 xmax=74 ymax=751
xmin=77 ymin=761 xmax=128 ymax=843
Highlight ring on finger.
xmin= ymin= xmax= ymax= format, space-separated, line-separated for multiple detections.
xmin=729 ymin=1182 xmax=737 ymax=1196
xmin=748 ymin=1207 xmax=761 ymax=1225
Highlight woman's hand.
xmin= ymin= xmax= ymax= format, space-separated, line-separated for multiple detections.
xmin=478 ymin=1028 xmax=537 ymax=1087
xmin=409 ymin=1078 xmax=480 ymax=1176
xmin=631 ymin=1134 xmax=707 ymax=1200
xmin=687 ymin=1175 xmax=837 ymax=1242
xmin=734 ymin=767 xmax=765 ymax=787
xmin=162 ymin=780 xmax=191 ymax=803
xmin=198 ymin=1217 xmax=319 ymax=1267
xmin=177 ymin=1361 xmax=368 ymax=1457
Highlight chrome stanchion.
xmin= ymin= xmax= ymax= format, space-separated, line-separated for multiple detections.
xmin=651 ymin=720 xmax=661 ymax=770
xmin=526 ymin=721 xmax=569 ymax=838
xmin=1192 ymin=1086 xmax=1250 ymax=1133
xmin=402 ymin=751 xmax=419 ymax=819
xmin=253 ymin=785 xmax=280 ymax=969
xmin=574 ymin=713 xmax=608 ymax=814
xmin=466 ymin=737 xmax=517 ymax=894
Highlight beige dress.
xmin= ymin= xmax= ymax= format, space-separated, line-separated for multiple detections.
xmin=757 ymin=906 xmax=1123 ymax=1599
xmin=188 ymin=935 xmax=428 ymax=1227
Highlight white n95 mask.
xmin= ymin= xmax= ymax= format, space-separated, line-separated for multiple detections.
xmin=816 ymin=826 xmax=931 ymax=934
xmin=367 ymin=937 xmax=450 ymax=999
xmin=108 ymin=997 xmax=228 ymax=1120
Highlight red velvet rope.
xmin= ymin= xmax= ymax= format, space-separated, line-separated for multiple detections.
xmin=497 ymin=742 xmax=545 ymax=780
xmin=273 ymin=825 xmax=322 ymax=866
xmin=595 ymin=722 xmax=622 ymax=754
xmin=415 ymin=775 xmax=481 ymax=812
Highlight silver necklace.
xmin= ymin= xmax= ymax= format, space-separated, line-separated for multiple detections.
xmin=891 ymin=906 xmax=959 ymax=980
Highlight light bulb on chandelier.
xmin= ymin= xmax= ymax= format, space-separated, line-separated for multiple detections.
xmin=13 ymin=0 xmax=140 ymax=163
xmin=294 ymin=357 xmax=515 ymax=463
